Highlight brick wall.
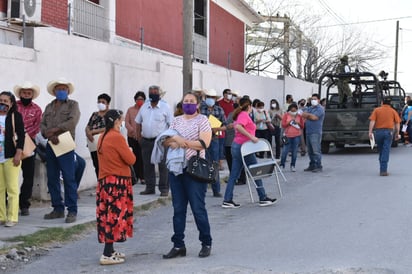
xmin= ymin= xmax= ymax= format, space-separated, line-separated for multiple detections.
xmin=41 ymin=0 xmax=68 ymax=30
xmin=0 ymin=0 xmax=6 ymax=13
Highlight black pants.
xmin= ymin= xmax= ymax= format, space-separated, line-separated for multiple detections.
xmin=271 ymin=126 xmax=281 ymax=159
xmin=128 ymin=137 xmax=145 ymax=180
xmin=19 ymin=154 xmax=35 ymax=209
xmin=255 ymin=129 xmax=271 ymax=158
xmin=224 ymin=146 xmax=246 ymax=183
xmin=90 ymin=151 xmax=99 ymax=179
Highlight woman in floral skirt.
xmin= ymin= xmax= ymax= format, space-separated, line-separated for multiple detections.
xmin=96 ymin=109 xmax=136 ymax=265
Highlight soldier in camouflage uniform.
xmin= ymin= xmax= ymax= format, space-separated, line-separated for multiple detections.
xmin=336 ymin=55 xmax=352 ymax=108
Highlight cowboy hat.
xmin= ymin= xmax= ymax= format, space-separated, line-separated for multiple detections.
xmin=13 ymin=81 xmax=40 ymax=99
xmin=47 ymin=78 xmax=75 ymax=96
xmin=204 ymin=88 xmax=218 ymax=97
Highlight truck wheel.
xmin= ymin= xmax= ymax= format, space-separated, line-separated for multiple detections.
xmin=321 ymin=141 xmax=330 ymax=154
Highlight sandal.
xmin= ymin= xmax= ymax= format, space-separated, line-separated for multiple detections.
xmin=112 ymin=251 xmax=126 ymax=258
xmin=99 ymin=255 xmax=125 ymax=265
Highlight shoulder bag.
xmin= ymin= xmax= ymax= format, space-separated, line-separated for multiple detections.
xmin=186 ymin=139 xmax=219 ymax=183
xmin=12 ymin=113 xmax=37 ymax=160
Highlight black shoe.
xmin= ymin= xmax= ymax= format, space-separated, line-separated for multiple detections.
xmin=259 ymin=197 xmax=277 ymax=207
xmin=44 ymin=210 xmax=65 ymax=220
xmin=304 ymin=166 xmax=315 ymax=172
xmin=198 ymin=246 xmax=211 ymax=258
xmin=222 ymin=200 xmax=240 ymax=208
xmin=140 ymin=189 xmax=155 ymax=195
xmin=213 ymin=192 xmax=222 ymax=198
xmin=312 ymin=167 xmax=323 ymax=173
xmin=20 ymin=208 xmax=30 ymax=216
xmin=65 ymin=212 xmax=77 ymax=223
xmin=163 ymin=247 xmax=186 ymax=259
xmin=235 ymin=180 xmax=246 ymax=185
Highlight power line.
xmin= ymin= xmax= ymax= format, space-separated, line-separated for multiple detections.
xmin=317 ymin=15 xmax=412 ymax=28
xmin=317 ymin=0 xmax=346 ymax=25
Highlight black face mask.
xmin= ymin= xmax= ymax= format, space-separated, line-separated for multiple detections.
xmin=149 ymin=93 xmax=160 ymax=103
xmin=20 ymin=97 xmax=32 ymax=106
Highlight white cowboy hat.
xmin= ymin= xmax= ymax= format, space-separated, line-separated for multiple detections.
xmin=47 ymin=78 xmax=75 ymax=96
xmin=204 ymin=88 xmax=218 ymax=97
xmin=13 ymin=81 xmax=40 ymax=99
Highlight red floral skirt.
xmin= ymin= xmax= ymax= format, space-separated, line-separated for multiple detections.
xmin=96 ymin=175 xmax=133 ymax=243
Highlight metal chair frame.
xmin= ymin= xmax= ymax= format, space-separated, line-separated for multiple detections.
xmin=240 ymin=138 xmax=286 ymax=203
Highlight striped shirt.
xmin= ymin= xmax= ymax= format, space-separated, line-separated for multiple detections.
xmin=169 ymin=114 xmax=211 ymax=160
xmin=16 ymin=101 xmax=42 ymax=139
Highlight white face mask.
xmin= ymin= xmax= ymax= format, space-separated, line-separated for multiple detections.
xmin=290 ymin=111 xmax=297 ymax=115
xmin=271 ymin=103 xmax=277 ymax=109
xmin=227 ymin=94 xmax=232 ymax=100
xmin=257 ymin=108 xmax=264 ymax=113
xmin=311 ymin=99 xmax=319 ymax=106
xmin=97 ymin=103 xmax=106 ymax=111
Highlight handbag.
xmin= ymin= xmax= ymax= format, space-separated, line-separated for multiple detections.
xmin=186 ymin=139 xmax=219 ymax=183
xmin=12 ymin=113 xmax=37 ymax=160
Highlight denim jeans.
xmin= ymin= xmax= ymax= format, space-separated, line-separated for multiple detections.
xmin=169 ymin=172 xmax=212 ymax=248
xmin=374 ymin=129 xmax=392 ymax=172
xmin=224 ymin=142 xmax=267 ymax=202
xmin=206 ymin=138 xmax=220 ymax=194
xmin=306 ymin=133 xmax=322 ymax=169
xmin=280 ymin=136 xmax=301 ymax=168
xmin=407 ymin=121 xmax=412 ymax=143
xmin=46 ymin=144 xmax=77 ymax=214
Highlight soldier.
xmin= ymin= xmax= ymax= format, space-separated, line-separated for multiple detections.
xmin=336 ymin=55 xmax=352 ymax=108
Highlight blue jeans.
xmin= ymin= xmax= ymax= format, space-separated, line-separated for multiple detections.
xmin=74 ymin=153 xmax=86 ymax=189
xmin=46 ymin=144 xmax=78 ymax=214
xmin=206 ymin=138 xmax=220 ymax=194
xmin=280 ymin=136 xmax=301 ymax=168
xmin=224 ymin=142 xmax=267 ymax=202
xmin=374 ymin=129 xmax=392 ymax=172
xmin=169 ymin=172 xmax=212 ymax=248
xmin=407 ymin=121 xmax=412 ymax=143
xmin=306 ymin=133 xmax=322 ymax=169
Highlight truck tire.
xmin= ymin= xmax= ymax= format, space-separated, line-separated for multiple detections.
xmin=321 ymin=141 xmax=330 ymax=154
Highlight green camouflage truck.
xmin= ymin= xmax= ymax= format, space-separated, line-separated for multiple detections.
xmin=319 ymin=71 xmax=383 ymax=153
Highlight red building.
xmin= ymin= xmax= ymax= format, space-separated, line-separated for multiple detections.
xmin=0 ymin=0 xmax=261 ymax=72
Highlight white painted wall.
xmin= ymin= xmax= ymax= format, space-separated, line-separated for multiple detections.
xmin=0 ymin=27 xmax=317 ymax=193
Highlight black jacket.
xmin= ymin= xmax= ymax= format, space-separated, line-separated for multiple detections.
xmin=3 ymin=111 xmax=25 ymax=158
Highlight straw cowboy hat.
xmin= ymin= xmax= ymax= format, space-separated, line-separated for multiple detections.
xmin=204 ymin=88 xmax=218 ymax=97
xmin=13 ymin=81 xmax=40 ymax=99
xmin=47 ymin=78 xmax=75 ymax=96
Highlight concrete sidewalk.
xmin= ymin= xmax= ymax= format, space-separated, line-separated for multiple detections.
xmin=0 ymin=183 xmax=168 ymax=248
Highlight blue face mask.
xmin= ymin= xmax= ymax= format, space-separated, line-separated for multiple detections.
xmin=56 ymin=90 xmax=68 ymax=101
xmin=205 ymin=98 xmax=215 ymax=107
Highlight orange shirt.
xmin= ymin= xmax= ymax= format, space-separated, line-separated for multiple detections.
xmin=369 ymin=104 xmax=401 ymax=129
xmin=97 ymin=129 xmax=136 ymax=179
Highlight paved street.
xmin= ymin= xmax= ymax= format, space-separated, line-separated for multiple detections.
xmin=8 ymin=145 xmax=412 ymax=274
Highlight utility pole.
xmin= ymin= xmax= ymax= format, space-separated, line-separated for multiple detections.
xmin=183 ymin=0 xmax=193 ymax=94
xmin=394 ymin=20 xmax=399 ymax=82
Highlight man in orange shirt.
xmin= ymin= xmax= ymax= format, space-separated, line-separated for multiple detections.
xmin=368 ymin=98 xmax=401 ymax=176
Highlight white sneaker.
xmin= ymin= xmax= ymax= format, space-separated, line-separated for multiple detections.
xmin=290 ymin=166 xmax=296 ymax=172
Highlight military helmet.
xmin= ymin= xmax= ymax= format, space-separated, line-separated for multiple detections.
xmin=340 ymin=55 xmax=348 ymax=62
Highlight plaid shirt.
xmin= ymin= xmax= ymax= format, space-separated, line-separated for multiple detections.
xmin=200 ymin=101 xmax=226 ymax=139
xmin=16 ymin=100 xmax=42 ymax=139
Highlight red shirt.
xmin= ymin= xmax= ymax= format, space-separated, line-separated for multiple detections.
xmin=16 ymin=100 xmax=42 ymax=139
xmin=218 ymin=99 xmax=234 ymax=118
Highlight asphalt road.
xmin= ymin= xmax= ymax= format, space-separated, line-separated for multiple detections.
xmin=11 ymin=145 xmax=412 ymax=274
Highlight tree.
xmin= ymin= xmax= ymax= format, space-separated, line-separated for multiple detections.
xmin=245 ymin=0 xmax=387 ymax=83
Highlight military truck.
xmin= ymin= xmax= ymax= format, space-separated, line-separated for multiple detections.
xmin=319 ymin=71 xmax=383 ymax=153
xmin=379 ymin=79 xmax=406 ymax=117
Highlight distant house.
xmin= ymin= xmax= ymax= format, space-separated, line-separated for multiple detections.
xmin=0 ymin=0 xmax=261 ymax=72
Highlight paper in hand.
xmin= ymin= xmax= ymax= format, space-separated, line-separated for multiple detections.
xmin=369 ymin=134 xmax=375 ymax=149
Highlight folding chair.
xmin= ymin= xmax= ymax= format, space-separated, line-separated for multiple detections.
xmin=240 ymin=138 xmax=286 ymax=203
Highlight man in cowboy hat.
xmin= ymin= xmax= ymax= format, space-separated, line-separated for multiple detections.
xmin=40 ymin=78 xmax=80 ymax=223
xmin=200 ymin=88 xmax=226 ymax=197
xmin=13 ymin=81 xmax=43 ymax=216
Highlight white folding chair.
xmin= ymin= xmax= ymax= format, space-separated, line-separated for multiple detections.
xmin=240 ymin=138 xmax=286 ymax=202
